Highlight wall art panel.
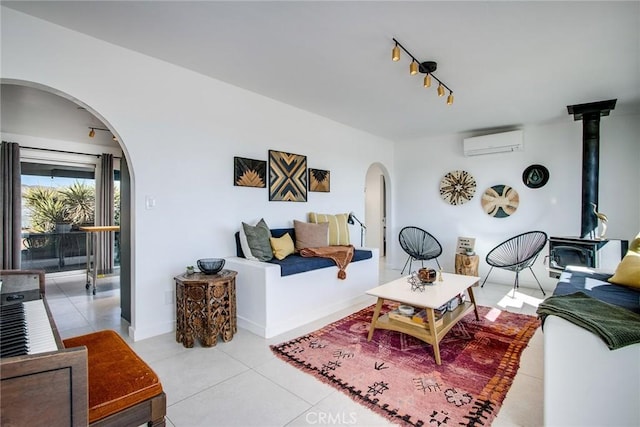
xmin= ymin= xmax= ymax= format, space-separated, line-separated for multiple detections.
xmin=269 ymin=150 xmax=307 ymax=202
xmin=234 ymin=157 xmax=266 ymax=188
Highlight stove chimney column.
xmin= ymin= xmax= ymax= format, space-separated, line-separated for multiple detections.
xmin=567 ymin=99 xmax=616 ymax=239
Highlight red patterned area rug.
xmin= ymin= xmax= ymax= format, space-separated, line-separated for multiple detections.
xmin=271 ymin=303 xmax=539 ymax=426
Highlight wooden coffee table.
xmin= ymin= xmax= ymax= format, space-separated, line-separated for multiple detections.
xmin=366 ymin=272 xmax=480 ymax=365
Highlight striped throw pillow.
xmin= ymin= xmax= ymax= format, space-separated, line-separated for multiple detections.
xmin=308 ymin=212 xmax=350 ymax=246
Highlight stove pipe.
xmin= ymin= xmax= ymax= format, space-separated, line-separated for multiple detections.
xmin=567 ymin=99 xmax=616 ymax=238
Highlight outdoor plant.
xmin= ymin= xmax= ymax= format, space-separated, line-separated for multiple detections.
xmin=23 ymin=180 xmax=120 ymax=233
xmin=58 ymin=181 xmax=95 ymax=225
xmin=23 ymin=186 xmax=70 ymax=232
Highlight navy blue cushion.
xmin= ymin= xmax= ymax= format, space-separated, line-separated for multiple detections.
xmin=267 ymin=249 xmax=372 ymax=276
xmin=235 ymin=227 xmax=373 ymax=276
xmin=553 ymin=269 xmax=640 ymax=314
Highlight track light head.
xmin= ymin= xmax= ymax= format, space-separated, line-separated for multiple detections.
xmin=392 ymin=44 xmax=400 ymax=62
xmin=437 ymin=84 xmax=445 ymax=97
xmin=409 ymin=60 xmax=418 ymax=75
xmin=88 ymin=126 xmax=114 ymax=140
xmin=423 ymin=74 xmax=431 ymax=88
xmin=447 ymin=92 xmax=454 ymax=105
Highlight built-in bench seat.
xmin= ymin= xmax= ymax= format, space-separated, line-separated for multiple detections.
xmin=226 ymin=227 xmax=379 ymax=338
xmin=234 ymin=228 xmax=372 ymax=276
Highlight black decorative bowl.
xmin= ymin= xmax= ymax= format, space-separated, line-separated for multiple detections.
xmin=197 ymin=258 xmax=225 ymax=274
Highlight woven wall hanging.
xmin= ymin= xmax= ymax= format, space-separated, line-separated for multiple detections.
xmin=481 ymin=185 xmax=519 ymax=217
xmin=439 ymin=170 xmax=476 ymax=205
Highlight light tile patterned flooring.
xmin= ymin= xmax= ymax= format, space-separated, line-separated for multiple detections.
xmin=44 ymin=264 xmax=545 ymax=426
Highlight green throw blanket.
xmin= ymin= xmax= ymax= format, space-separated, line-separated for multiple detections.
xmin=537 ymin=291 xmax=640 ymax=350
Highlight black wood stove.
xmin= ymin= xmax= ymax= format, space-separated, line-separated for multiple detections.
xmin=547 ymin=100 xmax=628 ymax=278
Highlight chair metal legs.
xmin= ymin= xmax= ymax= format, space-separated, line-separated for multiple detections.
xmin=528 ymin=267 xmax=546 ymax=296
xmin=514 ymin=268 xmax=546 ymax=296
xmin=401 ymin=257 xmax=442 ymax=275
xmin=481 ymin=266 xmax=494 ymax=287
xmin=482 ymin=266 xmax=546 ymax=296
xmin=401 ymin=256 xmax=413 ymax=275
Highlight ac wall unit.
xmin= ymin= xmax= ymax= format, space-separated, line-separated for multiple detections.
xmin=463 ymin=130 xmax=524 ymax=156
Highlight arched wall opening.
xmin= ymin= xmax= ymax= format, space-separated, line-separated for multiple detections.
xmin=364 ymin=162 xmax=391 ymax=262
xmin=1 ymin=78 xmax=135 ymax=330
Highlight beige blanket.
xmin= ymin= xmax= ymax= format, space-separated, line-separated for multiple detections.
xmin=300 ymin=245 xmax=355 ymax=279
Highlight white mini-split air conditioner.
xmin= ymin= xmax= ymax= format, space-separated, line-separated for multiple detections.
xmin=463 ymin=130 xmax=524 ymax=156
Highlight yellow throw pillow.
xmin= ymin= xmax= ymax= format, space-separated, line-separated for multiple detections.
xmin=608 ymin=233 xmax=640 ymax=288
xmin=308 ymin=212 xmax=350 ymax=246
xmin=270 ymin=233 xmax=295 ymax=260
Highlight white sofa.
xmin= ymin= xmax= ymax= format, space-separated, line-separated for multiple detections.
xmin=542 ymin=267 xmax=640 ymax=426
xmin=225 ymin=247 xmax=379 ymax=338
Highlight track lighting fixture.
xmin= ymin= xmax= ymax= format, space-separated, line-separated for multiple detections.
xmin=88 ymin=127 xmax=115 ymax=140
xmin=391 ymin=38 xmax=454 ymax=105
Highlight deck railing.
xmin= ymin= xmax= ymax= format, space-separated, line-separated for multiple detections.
xmin=21 ymin=231 xmax=120 ymax=273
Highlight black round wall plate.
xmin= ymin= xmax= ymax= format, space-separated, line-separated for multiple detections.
xmin=522 ymin=164 xmax=549 ymax=189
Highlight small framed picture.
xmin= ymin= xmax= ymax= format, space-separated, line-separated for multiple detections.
xmin=234 ymin=157 xmax=266 ymax=188
xmin=309 ymin=168 xmax=330 ymax=192
xmin=456 ymin=237 xmax=476 ymax=254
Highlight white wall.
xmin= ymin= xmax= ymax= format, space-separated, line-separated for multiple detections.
xmin=392 ymin=114 xmax=640 ymax=291
xmin=1 ymin=8 xmax=395 ymax=340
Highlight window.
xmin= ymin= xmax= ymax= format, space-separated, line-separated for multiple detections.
xmin=21 ymin=160 xmax=120 ymax=273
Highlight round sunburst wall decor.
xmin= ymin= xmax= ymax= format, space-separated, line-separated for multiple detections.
xmin=439 ymin=170 xmax=476 ymax=205
xmin=481 ymin=185 xmax=519 ymax=218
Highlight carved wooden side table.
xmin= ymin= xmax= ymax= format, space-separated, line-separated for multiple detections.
xmin=454 ymin=253 xmax=480 ymax=277
xmin=175 ymin=269 xmax=237 ymax=348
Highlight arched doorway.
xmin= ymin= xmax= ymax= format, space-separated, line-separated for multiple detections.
xmin=1 ymin=80 xmax=133 ymax=324
xmin=364 ymin=162 xmax=391 ymax=260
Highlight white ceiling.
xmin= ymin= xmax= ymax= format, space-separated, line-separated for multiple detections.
xmin=2 ymin=1 xmax=639 ymax=142
xmin=1 ymin=84 xmax=119 ymax=147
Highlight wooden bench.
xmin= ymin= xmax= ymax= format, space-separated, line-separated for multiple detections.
xmin=63 ymin=330 xmax=166 ymax=426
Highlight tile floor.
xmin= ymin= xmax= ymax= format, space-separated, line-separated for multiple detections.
xmin=44 ymin=264 xmax=545 ymax=427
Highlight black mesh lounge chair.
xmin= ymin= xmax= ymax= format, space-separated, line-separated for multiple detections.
xmin=481 ymin=231 xmax=548 ymax=295
xmin=398 ymin=226 xmax=442 ymax=275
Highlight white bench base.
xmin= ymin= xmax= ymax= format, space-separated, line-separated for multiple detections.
xmin=225 ymin=248 xmax=379 ymax=338
xmin=543 ymin=315 xmax=640 ymax=426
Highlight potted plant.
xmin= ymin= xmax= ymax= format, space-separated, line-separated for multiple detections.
xmin=186 ymin=266 xmax=195 ymax=275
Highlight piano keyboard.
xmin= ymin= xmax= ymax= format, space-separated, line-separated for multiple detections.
xmin=0 ymin=300 xmax=58 ymax=357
